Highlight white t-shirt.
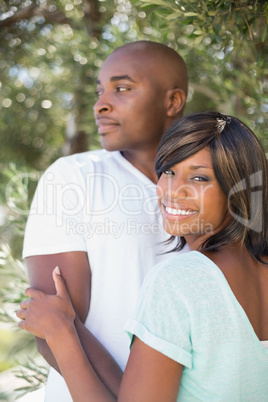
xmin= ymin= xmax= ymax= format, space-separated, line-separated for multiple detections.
xmin=23 ymin=149 xmax=186 ymax=401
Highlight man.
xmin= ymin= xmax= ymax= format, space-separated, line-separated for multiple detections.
xmin=23 ymin=40 xmax=188 ymax=401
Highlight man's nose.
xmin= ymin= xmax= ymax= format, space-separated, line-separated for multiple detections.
xmin=93 ymin=95 xmax=113 ymax=116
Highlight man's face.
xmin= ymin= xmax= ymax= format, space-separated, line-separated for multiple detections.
xmin=93 ymin=49 xmax=169 ymax=152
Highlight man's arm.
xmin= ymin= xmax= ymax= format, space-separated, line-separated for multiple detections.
xmin=26 ymin=252 xmax=122 ymax=397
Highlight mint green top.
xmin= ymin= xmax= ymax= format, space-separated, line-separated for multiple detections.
xmin=125 ymin=251 xmax=268 ymax=401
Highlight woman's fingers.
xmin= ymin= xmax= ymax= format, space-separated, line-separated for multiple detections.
xmin=25 ymin=287 xmax=44 ymax=299
xmin=20 ymin=298 xmax=30 ymax=310
xmin=16 ymin=308 xmax=31 ymax=332
xmin=53 ymin=266 xmax=70 ymax=300
xmin=16 ymin=267 xmax=76 ymax=339
xmin=18 ymin=319 xmax=27 ymax=331
xmin=16 ymin=308 xmax=26 ymax=320
xmin=16 ymin=297 xmax=47 ymax=338
xmin=17 ymin=299 xmax=31 ymax=326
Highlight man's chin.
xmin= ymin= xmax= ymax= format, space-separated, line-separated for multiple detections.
xmin=101 ymin=139 xmax=120 ymax=152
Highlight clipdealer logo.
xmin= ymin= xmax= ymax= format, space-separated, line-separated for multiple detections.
xmin=5 ymin=171 xmax=160 ymax=217
xmin=65 ymin=218 xmax=164 ymax=239
xmin=228 ymin=171 xmax=263 ymax=233
xmin=5 ymin=169 xmax=265 ymax=234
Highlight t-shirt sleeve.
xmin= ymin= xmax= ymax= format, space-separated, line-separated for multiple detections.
xmin=23 ymin=158 xmax=88 ymax=257
xmin=125 ymin=262 xmax=193 ymax=369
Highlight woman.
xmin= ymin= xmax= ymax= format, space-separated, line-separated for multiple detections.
xmin=17 ymin=112 xmax=268 ymax=401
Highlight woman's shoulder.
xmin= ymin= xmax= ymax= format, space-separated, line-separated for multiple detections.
xmin=153 ymin=250 xmax=216 ymax=277
xmin=144 ymin=251 xmax=221 ymax=295
xmin=138 ymin=251 xmax=232 ymax=325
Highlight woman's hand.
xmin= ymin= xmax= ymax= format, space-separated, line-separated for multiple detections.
xmin=16 ymin=267 xmax=76 ymax=341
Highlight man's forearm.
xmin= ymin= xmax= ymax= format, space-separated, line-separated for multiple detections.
xmin=75 ymin=318 xmax=123 ymax=397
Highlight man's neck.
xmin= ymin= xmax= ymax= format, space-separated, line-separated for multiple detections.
xmin=121 ymin=150 xmax=158 ymax=184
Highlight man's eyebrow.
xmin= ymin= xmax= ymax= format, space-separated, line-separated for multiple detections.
xmin=96 ymin=75 xmax=136 ymax=84
xmin=111 ymin=75 xmax=136 ymax=83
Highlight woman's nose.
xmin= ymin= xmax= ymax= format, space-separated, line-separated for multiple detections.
xmin=156 ymin=180 xmax=189 ymax=201
xmin=167 ymin=187 xmax=188 ymax=201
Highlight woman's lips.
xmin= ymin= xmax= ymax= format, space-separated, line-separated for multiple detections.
xmin=162 ymin=203 xmax=197 ymax=220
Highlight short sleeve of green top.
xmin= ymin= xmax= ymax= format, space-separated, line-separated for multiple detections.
xmin=125 ymin=251 xmax=268 ymax=401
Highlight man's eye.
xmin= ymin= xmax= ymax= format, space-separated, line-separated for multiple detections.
xmin=116 ymin=86 xmax=129 ymax=92
xmin=96 ymin=89 xmax=103 ymax=97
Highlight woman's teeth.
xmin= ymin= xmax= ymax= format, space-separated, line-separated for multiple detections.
xmin=165 ymin=206 xmax=195 ymax=216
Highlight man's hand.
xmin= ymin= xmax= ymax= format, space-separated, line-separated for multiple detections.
xmin=17 ymin=267 xmax=76 ymax=340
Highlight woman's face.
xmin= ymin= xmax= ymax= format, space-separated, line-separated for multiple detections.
xmin=156 ymin=147 xmax=231 ymax=249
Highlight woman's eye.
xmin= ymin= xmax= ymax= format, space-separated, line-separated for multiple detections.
xmin=163 ymin=170 xmax=174 ymax=175
xmin=192 ymin=176 xmax=209 ymax=182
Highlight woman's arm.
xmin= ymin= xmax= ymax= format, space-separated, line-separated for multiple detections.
xmin=118 ymin=337 xmax=183 ymax=402
xmin=17 ymin=267 xmax=116 ymax=402
xmin=17 ymin=267 xmax=183 ymax=401
xmin=26 ymin=254 xmax=122 ymax=396
xmin=46 ymin=322 xmax=116 ymax=402
xmin=26 ymin=251 xmax=123 ymax=396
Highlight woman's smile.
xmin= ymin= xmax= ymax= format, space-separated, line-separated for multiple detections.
xmin=157 ymin=147 xmax=230 ymax=248
xmin=162 ymin=203 xmax=197 ymax=218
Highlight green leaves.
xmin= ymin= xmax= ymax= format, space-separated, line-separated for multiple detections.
xmin=0 ymin=1 xmax=267 ymax=398
xmin=135 ymin=0 xmax=267 ymax=148
xmin=13 ymin=359 xmax=49 ymax=399
xmin=184 ymin=12 xmax=199 ymax=16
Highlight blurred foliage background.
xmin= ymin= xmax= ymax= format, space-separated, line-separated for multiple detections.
xmin=0 ymin=0 xmax=267 ymax=399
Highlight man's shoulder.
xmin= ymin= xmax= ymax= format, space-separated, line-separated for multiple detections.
xmin=58 ymin=148 xmax=113 ymax=164
xmin=50 ymin=149 xmax=121 ymax=172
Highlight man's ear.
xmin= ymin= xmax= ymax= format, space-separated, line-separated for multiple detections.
xmin=166 ymin=88 xmax=186 ymax=117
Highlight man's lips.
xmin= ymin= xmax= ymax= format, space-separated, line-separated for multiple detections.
xmin=96 ymin=118 xmax=119 ymax=134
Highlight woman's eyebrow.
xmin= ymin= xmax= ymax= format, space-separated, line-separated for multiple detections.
xmin=189 ymin=165 xmax=213 ymax=170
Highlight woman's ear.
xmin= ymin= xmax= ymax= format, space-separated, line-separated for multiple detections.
xmin=166 ymin=88 xmax=186 ymax=118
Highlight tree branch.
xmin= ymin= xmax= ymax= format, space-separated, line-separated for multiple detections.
xmin=190 ymin=83 xmax=220 ymax=102
xmin=81 ymin=0 xmax=102 ymax=37
xmin=0 ymin=5 xmax=74 ymax=28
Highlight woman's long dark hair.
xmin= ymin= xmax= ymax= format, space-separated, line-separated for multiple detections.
xmin=155 ymin=111 xmax=268 ymax=263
